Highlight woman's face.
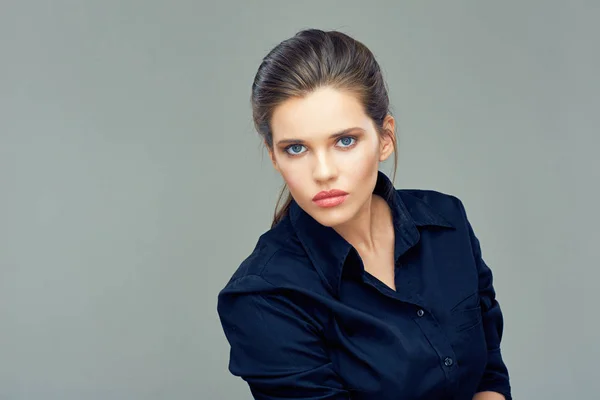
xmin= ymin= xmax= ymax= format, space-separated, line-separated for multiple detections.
xmin=267 ymin=86 xmax=395 ymax=228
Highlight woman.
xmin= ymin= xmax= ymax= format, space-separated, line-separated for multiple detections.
xmin=217 ymin=29 xmax=511 ymax=400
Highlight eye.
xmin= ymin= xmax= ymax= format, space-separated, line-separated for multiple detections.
xmin=283 ymin=136 xmax=357 ymax=157
xmin=337 ymin=136 xmax=356 ymax=148
xmin=285 ymin=144 xmax=306 ymax=156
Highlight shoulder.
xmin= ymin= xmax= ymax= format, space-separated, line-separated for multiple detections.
xmin=217 ymin=215 xmax=331 ymax=334
xmin=398 ymin=187 xmax=462 ymax=211
xmin=397 ymin=188 xmax=469 ymax=228
xmin=218 ymin=215 xmax=326 ymax=297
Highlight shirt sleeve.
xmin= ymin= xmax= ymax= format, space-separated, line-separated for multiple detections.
xmin=457 ymin=198 xmax=512 ymax=400
xmin=217 ymin=276 xmax=350 ymax=400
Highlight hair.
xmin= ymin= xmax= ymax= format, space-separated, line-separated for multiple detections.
xmin=250 ymin=28 xmax=398 ymax=229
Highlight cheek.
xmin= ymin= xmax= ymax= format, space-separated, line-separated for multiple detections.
xmin=345 ymin=145 xmax=379 ymax=176
xmin=279 ymin=167 xmax=305 ymax=195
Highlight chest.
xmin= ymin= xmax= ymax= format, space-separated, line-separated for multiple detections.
xmin=323 ymin=253 xmax=487 ymax=399
xmin=358 ymin=248 xmax=396 ymax=291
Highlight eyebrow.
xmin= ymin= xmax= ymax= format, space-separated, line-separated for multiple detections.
xmin=276 ymin=127 xmax=364 ymax=146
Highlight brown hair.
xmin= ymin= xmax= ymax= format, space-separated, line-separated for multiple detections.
xmin=250 ymin=29 xmax=398 ymax=228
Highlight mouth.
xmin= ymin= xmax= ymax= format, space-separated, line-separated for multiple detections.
xmin=312 ymin=190 xmax=349 ymax=208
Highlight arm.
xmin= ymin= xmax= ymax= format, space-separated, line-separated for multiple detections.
xmin=457 ymin=199 xmax=512 ymax=400
xmin=217 ymin=277 xmax=349 ymax=400
xmin=473 ymin=391 xmax=506 ymax=400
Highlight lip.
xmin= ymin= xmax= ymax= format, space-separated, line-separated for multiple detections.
xmin=312 ymin=189 xmax=349 ymax=208
xmin=312 ymin=189 xmax=349 ymax=201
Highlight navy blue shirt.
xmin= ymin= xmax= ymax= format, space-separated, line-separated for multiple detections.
xmin=217 ymin=171 xmax=511 ymax=400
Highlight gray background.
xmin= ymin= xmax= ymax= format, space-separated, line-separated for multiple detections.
xmin=1 ymin=1 xmax=598 ymax=399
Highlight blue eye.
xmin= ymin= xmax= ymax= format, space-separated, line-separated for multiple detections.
xmin=338 ymin=137 xmax=356 ymax=147
xmin=286 ymin=144 xmax=306 ymax=155
xmin=284 ymin=136 xmax=357 ymax=156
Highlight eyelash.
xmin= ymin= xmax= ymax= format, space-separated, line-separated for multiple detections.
xmin=284 ymin=136 xmax=358 ymax=157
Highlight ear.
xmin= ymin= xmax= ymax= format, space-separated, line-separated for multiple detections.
xmin=265 ymin=141 xmax=280 ymax=172
xmin=378 ymin=114 xmax=396 ymax=162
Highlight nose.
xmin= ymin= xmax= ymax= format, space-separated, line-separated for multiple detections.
xmin=313 ymin=150 xmax=337 ymax=182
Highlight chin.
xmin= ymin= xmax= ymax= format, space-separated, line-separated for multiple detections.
xmin=309 ymin=205 xmax=354 ymax=228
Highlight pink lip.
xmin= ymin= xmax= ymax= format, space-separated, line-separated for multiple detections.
xmin=312 ymin=189 xmax=349 ymax=201
xmin=312 ymin=189 xmax=349 ymax=208
xmin=313 ymin=195 xmax=348 ymax=208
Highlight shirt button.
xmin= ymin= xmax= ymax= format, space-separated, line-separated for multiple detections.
xmin=416 ymin=309 xmax=425 ymax=317
xmin=444 ymin=357 xmax=454 ymax=367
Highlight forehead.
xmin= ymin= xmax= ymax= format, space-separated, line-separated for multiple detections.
xmin=271 ymin=86 xmax=372 ymax=141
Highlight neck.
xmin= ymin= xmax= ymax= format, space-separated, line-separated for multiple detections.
xmin=333 ymin=194 xmax=392 ymax=256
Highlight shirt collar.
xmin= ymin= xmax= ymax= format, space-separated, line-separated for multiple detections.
xmin=289 ymin=170 xmax=455 ymax=296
